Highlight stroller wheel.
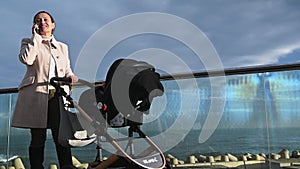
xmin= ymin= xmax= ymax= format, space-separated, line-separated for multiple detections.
xmin=88 ymin=156 xmax=140 ymax=169
xmin=164 ymin=161 xmax=173 ymax=169
xmin=109 ymin=156 xmax=140 ymax=169
xmin=88 ymin=161 xmax=101 ymax=168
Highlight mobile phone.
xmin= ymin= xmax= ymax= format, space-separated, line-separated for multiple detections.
xmin=35 ymin=28 xmax=40 ymax=34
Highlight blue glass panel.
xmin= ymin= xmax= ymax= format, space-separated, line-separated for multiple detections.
xmin=1 ymin=69 xmax=300 ymax=167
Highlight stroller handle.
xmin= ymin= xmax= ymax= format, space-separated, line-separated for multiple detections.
xmin=50 ymin=77 xmax=72 ymax=88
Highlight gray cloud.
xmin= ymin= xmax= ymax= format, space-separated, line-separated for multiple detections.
xmin=0 ymin=0 xmax=300 ymax=88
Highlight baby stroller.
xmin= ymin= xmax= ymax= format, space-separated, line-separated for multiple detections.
xmin=50 ymin=59 xmax=168 ymax=169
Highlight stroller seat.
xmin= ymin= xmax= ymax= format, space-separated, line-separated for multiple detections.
xmin=79 ymin=58 xmax=164 ymax=128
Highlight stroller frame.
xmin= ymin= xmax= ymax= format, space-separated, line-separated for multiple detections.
xmin=50 ymin=77 xmax=167 ymax=169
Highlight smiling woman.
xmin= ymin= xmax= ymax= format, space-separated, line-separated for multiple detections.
xmin=10 ymin=10 xmax=78 ymax=169
xmin=33 ymin=11 xmax=55 ymax=36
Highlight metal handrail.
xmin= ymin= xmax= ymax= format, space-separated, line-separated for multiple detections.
xmin=1 ymin=62 xmax=300 ymax=94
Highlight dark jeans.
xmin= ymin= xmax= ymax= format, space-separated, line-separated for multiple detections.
xmin=29 ymin=96 xmax=74 ymax=169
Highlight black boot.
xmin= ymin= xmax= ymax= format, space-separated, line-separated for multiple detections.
xmin=29 ymin=146 xmax=44 ymax=169
xmin=56 ymin=144 xmax=76 ymax=169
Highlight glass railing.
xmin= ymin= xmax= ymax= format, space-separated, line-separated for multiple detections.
xmin=1 ymin=63 xmax=300 ymax=168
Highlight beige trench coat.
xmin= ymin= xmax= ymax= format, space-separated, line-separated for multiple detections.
xmin=11 ymin=34 xmax=74 ymax=128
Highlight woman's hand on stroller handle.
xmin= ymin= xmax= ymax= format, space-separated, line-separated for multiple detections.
xmin=67 ymin=75 xmax=79 ymax=83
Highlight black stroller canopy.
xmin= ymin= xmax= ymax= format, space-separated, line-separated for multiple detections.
xmin=101 ymin=58 xmax=164 ymax=126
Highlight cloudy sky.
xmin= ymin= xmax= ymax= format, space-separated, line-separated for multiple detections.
xmin=1 ymin=0 xmax=300 ymax=88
